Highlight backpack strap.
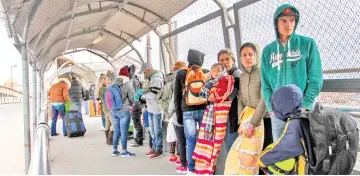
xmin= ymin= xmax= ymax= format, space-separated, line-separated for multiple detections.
xmin=313 ymin=102 xmax=322 ymax=113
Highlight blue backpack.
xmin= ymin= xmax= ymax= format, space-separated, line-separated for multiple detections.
xmin=105 ymin=85 xmax=123 ymax=110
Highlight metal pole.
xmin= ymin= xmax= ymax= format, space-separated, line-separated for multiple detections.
xmin=21 ymin=0 xmax=43 ymax=173
xmin=160 ymin=40 xmax=167 ymax=74
xmin=233 ymin=4 xmax=242 ymax=66
xmin=32 ymin=62 xmax=37 ymax=135
xmin=37 ymin=71 xmax=42 ymax=118
xmin=220 ymin=9 xmax=231 ymax=48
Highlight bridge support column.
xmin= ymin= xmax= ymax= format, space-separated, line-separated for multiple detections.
xmin=37 ymin=71 xmax=42 ymax=120
xmin=32 ymin=61 xmax=37 ymax=136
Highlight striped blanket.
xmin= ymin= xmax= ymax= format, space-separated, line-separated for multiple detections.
xmin=192 ymin=75 xmax=234 ymax=175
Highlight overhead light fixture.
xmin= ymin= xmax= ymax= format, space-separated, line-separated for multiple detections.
xmin=92 ymin=34 xmax=105 ymax=44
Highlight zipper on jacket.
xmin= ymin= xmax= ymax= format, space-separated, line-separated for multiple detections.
xmin=247 ymin=73 xmax=252 ymax=106
xmin=339 ymin=118 xmax=350 ymax=150
xmin=324 ymin=113 xmax=332 ymax=155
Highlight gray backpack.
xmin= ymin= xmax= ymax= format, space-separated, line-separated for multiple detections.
xmin=307 ymin=102 xmax=359 ymax=174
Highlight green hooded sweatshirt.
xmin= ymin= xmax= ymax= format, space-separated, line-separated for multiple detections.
xmin=261 ymin=4 xmax=323 ymax=112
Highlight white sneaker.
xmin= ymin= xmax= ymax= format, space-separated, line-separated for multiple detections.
xmin=186 ymin=169 xmax=195 ymax=175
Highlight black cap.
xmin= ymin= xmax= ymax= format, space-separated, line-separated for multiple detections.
xmin=278 ymin=7 xmax=298 ymax=18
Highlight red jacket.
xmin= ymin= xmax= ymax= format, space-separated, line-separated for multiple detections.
xmin=209 ymin=75 xmax=234 ymax=104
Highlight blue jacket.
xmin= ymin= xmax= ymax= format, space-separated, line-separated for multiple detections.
xmin=259 ymin=84 xmax=315 ymax=172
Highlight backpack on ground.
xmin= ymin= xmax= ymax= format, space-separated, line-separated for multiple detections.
xmin=306 ymin=102 xmax=359 ymax=175
xmin=105 ymin=85 xmax=123 ymax=110
xmin=183 ymin=66 xmax=208 ymax=106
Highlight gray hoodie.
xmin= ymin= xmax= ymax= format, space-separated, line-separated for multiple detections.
xmin=142 ymin=71 xmax=164 ymax=114
xmin=114 ymin=77 xmax=135 ymax=112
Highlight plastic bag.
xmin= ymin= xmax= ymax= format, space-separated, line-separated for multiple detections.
xmin=166 ymin=118 xmax=177 ymax=143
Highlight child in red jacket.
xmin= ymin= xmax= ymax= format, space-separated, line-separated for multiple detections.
xmin=193 ymin=63 xmax=234 ymax=175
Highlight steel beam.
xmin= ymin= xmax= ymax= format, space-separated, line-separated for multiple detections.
xmin=220 ymin=9 xmax=230 ymax=48
xmin=233 ymin=0 xmax=261 ymax=66
xmin=64 ymin=0 xmax=79 ymax=52
xmin=213 ymin=0 xmax=235 ymax=25
xmin=111 ymin=49 xmax=133 ymax=62
xmin=21 ymin=0 xmax=43 ymax=173
xmin=160 ymin=8 xmax=226 ymax=40
xmin=32 ymin=4 xmax=118 ymax=48
xmin=105 ymin=0 xmax=168 ymax=23
xmin=103 ymin=29 xmax=144 ymax=64
xmin=32 ymin=62 xmax=37 ymax=140
xmin=38 ymin=27 xmax=101 ymax=58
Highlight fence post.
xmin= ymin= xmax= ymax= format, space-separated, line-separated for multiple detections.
xmin=220 ymin=8 xmax=231 ymax=48
xmin=21 ymin=0 xmax=43 ymax=173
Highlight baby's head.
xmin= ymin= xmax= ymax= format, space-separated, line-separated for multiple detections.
xmin=211 ymin=63 xmax=225 ymax=79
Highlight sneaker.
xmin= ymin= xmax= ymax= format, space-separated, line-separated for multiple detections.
xmin=145 ymin=149 xmax=154 ymax=156
xmin=51 ymin=133 xmax=59 ymax=136
xmin=169 ymin=156 xmax=177 ymax=163
xmin=150 ymin=152 xmax=164 ymax=159
xmin=121 ymin=151 xmax=136 ymax=157
xmin=130 ymin=143 xmax=143 ymax=148
xmin=176 ymin=166 xmax=188 ymax=174
xmin=176 ymin=160 xmax=188 ymax=166
xmin=112 ymin=151 xmax=121 ymax=157
xmin=186 ymin=169 xmax=195 ymax=175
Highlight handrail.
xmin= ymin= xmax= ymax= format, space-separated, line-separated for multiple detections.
xmin=322 ymin=104 xmax=360 ymax=118
xmin=28 ymin=104 xmax=51 ymax=175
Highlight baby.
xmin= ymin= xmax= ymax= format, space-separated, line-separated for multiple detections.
xmin=201 ymin=63 xmax=234 ymax=104
xmin=193 ymin=63 xmax=235 ymax=175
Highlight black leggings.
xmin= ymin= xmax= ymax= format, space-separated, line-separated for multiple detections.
xmin=174 ymin=125 xmax=187 ymax=167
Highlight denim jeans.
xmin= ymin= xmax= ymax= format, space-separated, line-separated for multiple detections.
xmin=225 ymin=121 xmax=239 ymax=152
xmin=84 ymin=101 xmax=89 ymax=115
xmin=101 ymin=107 xmax=106 ymax=128
xmin=51 ymin=104 xmax=67 ymax=136
xmin=183 ymin=109 xmax=205 ymax=172
xmin=148 ymin=112 xmax=163 ymax=152
xmin=111 ymin=110 xmax=131 ymax=151
xmin=271 ymin=116 xmax=286 ymax=141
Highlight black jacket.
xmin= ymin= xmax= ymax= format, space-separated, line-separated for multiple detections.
xmin=228 ymin=65 xmax=241 ymax=133
xmin=174 ymin=49 xmax=209 ymax=125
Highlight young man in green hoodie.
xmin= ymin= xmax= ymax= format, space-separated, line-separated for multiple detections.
xmin=261 ymin=4 xmax=323 ymax=141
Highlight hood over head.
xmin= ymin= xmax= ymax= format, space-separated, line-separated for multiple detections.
xmin=128 ymin=65 xmax=136 ymax=79
xmin=187 ymin=49 xmax=205 ymax=67
xmin=239 ymin=42 xmax=262 ymax=73
xmin=271 ymin=84 xmax=303 ymax=121
xmin=273 ymin=4 xmax=300 ymax=40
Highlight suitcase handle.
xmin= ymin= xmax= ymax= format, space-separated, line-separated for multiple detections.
xmin=314 ymin=102 xmax=322 ymax=113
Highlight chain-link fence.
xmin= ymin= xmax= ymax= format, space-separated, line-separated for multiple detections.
xmin=161 ymin=0 xmax=360 ymax=108
xmin=232 ymin=0 xmax=360 ymax=107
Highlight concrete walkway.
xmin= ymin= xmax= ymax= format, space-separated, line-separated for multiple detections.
xmin=1 ymin=103 xmax=360 ymax=175
xmin=50 ymin=116 xmax=177 ymax=175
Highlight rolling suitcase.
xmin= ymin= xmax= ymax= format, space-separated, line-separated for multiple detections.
xmin=64 ymin=111 xmax=86 ymax=137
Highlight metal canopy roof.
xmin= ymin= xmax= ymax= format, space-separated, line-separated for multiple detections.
xmin=2 ymin=0 xmax=195 ymax=71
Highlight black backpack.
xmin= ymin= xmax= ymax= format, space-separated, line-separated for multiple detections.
xmin=307 ymin=102 xmax=359 ymax=175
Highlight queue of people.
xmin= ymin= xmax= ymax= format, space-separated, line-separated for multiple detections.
xmin=47 ymin=4 xmax=323 ymax=175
